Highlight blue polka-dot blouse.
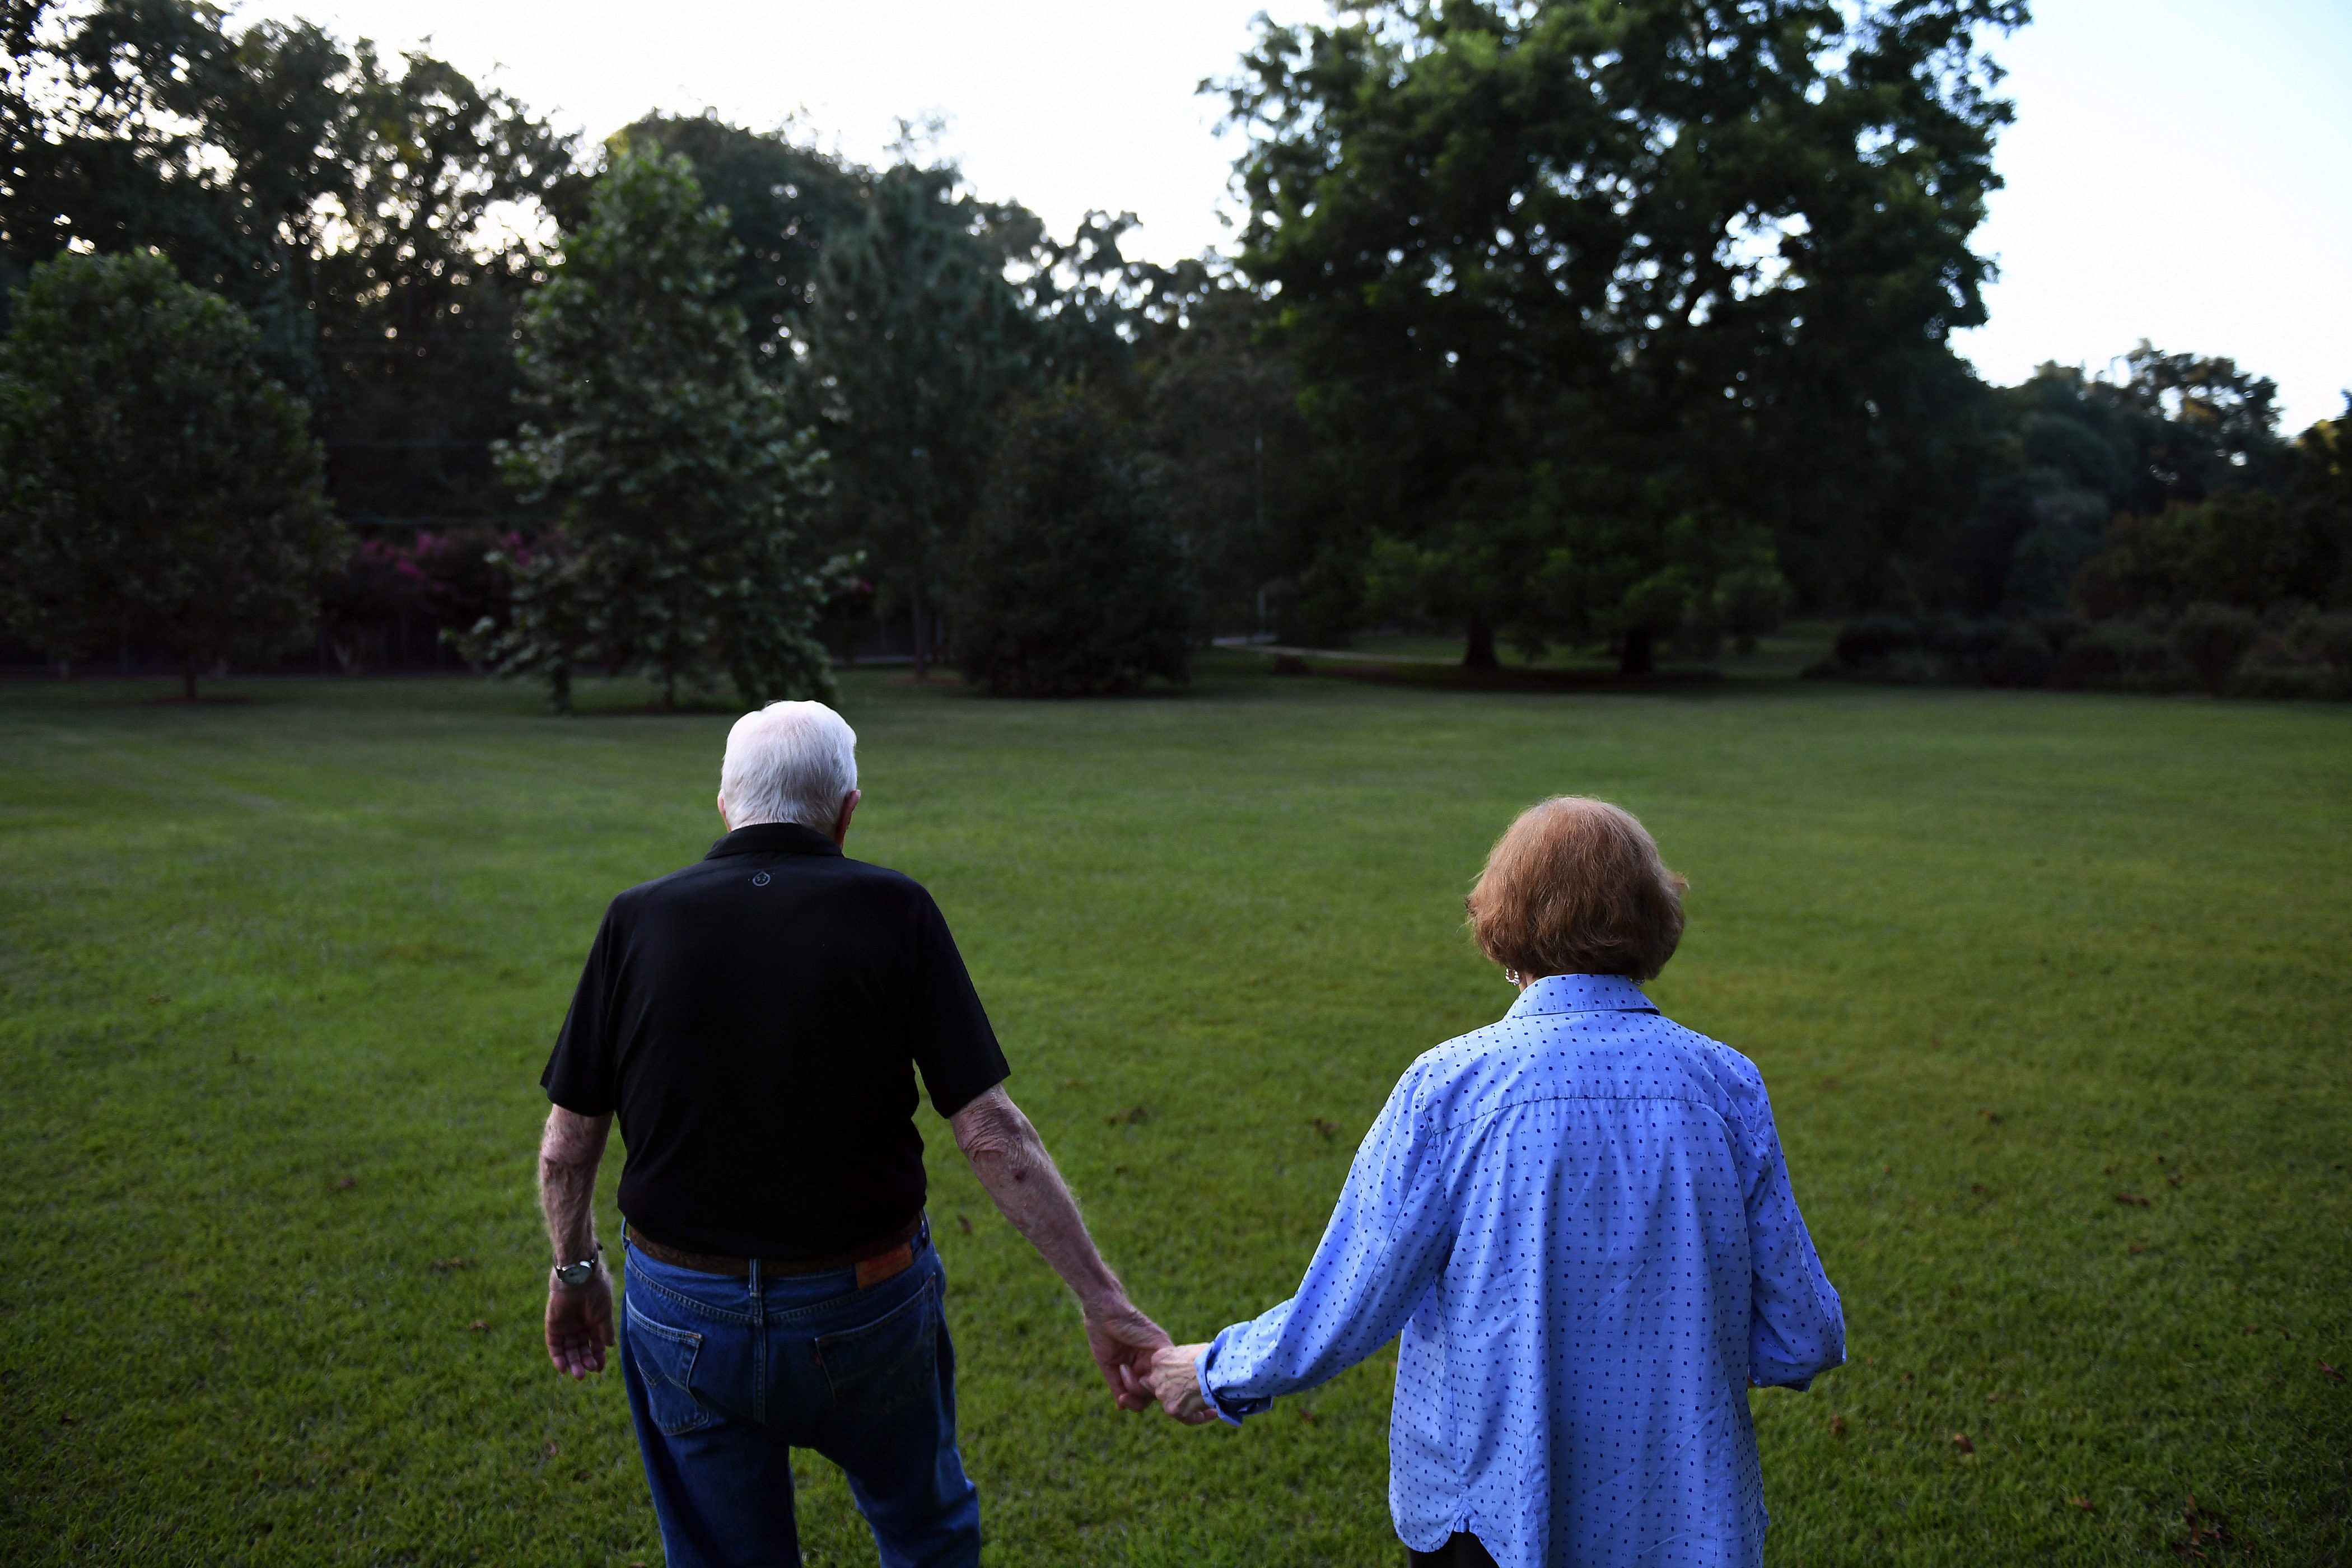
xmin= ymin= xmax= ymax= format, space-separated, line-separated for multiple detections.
xmin=1196 ymin=973 xmax=1845 ymax=1568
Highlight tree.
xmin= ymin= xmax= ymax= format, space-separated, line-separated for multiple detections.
xmin=1139 ymin=281 xmax=1324 ymax=640
xmin=949 ymin=389 xmax=1192 ymax=696
xmin=0 ymin=249 xmax=346 ymax=696
xmin=805 ymin=161 xmax=1036 ymax=678
xmin=309 ymin=46 xmax=582 ymax=537
xmin=607 ymin=113 xmax=871 ymax=380
xmin=1220 ymin=0 xmax=2026 ymax=668
xmin=1958 ymin=347 xmax=2305 ymax=620
xmin=480 ymin=150 xmax=838 ymax=712
xmin=1 ymin=0 xmax=353 ymax=392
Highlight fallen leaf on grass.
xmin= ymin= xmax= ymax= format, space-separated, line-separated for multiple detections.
xmin=1298 ymin=1407 xmax=1317 ymax=1425
xmin=2181 ymin=1492 xmax=2228 ymax=1548
xmin=2113 ymin=1192 xmax=2151 ymax=1207
xmin=466 ymin=1320 xmax=489 ymax=1332
xmin=2128 ymin=1244 xmax=2146 ymax=1256
xmin=2067 ymin=1497 xmax=2097 ymax=1513
xmin=2167 ymin=1172 xmax=2186 ymax=1187
xmin=1311 ymin=1118 xmax=1341 ymax=1139
xmin=2322 ymin=1361 xmax=2345 ymax=1384
xmin=543 ymin=1440 xmax=559 ymax=1458
xmin=1829 ymin=1414 xmax=1849 ymax=1437
xmin=429 ymin=1257 xmax=474 ymax=1273
xmin=1950 ymin=1432 xmax=1975 ymax=1454
xmin=1107 ymin=1106 xmax=1148 ymax=1126
xmin=1977 ymin=1109 xmax=2000 ymax=1124
xmin=333 ymin=1176 xmax=356 ymax=1191
xmin=955 ymin=1214 xmax=973 ymax=1234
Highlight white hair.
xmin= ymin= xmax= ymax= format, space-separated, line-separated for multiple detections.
xmin=720 ymin=701 xmax=858 ymax=832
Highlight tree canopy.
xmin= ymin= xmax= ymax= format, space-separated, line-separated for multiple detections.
xmin=0 ymin=249 xmax=344 ymax=695
xmin=1221 ymin=0 xmax=2027 ymax=668
xmin=805 ymin=162 xmax=1035 ymax=677
xmin=478 ymin=150 xmax=836 ymax=711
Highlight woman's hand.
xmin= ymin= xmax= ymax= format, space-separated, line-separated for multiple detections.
xmin=1147 ymin=1343 xmax=1220 ymax=1425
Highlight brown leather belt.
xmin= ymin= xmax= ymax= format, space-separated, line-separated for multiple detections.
xmin=624 ymin=1213 xmax=923 ymax=1288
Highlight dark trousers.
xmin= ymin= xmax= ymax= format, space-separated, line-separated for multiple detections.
xmin=618 ymin=1225 xmax=978 ymax=1567
xmin=1409 ymin=1532 xmax=1501 ymax=1567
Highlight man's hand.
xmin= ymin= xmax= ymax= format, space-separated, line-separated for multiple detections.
xmin=1084 ymin=1293 xmax=1172 ymax=1412
xmin=546 ymin=1267 xmax=615 ymax=1379
xmin=1146 ymin=1342 xmax=1218 ymax=1425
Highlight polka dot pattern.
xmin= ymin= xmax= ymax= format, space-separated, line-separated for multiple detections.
xmin=1197 ymin=973 xmax=1844 ymax=1568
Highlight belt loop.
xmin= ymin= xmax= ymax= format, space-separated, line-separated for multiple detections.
xmin=748 ymin=1256 xmax=766 ymax=1426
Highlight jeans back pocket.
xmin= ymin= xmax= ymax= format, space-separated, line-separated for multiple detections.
xmin=626 ymin=1296 xmax=715 ymax=1436
xmin=815 ymin=1277 xmax=939 ymax=1417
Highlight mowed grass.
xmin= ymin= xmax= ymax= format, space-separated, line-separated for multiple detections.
xmin=1 ymin=657 xmax=2348 ymax=1567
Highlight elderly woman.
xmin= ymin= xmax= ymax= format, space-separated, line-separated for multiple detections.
xmin=1147 ymin=797 xmax=1844 ymax=1568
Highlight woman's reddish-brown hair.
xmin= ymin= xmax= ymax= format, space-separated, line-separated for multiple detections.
xmin=1465 ymin=797 xmax=1688 ymax=982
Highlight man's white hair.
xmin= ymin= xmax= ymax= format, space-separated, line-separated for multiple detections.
xmin=720 ymin=701 xmax=858 ymax=832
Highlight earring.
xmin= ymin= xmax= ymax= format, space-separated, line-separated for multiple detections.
xmin=1505 ymin=969 xmax=1521 ymax=987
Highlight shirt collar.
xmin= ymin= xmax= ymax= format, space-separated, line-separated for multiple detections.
xmin=1506 ymin=973 xmax=1658 ymax=1018
xmin=704 ymin=822 xmax=843 ymax=860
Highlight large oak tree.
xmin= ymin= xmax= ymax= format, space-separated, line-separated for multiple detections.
xmin=1222 ymin=0 xmax=2028 ymax=667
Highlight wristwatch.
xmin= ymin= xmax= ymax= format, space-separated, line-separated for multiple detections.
xmin=553 ymin=1244 xmax=603 ymax=1289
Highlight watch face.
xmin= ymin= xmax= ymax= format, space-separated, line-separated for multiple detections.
xmin=557 ymin=1261 xmax=594 ymax=1286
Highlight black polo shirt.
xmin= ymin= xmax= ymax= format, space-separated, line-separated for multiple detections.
xmin=540 ymin=822 xmax=1009 ymax=1258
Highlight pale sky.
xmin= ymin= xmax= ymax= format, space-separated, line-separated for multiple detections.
xmin=236 ymin=0 xmax=2352 ymax=432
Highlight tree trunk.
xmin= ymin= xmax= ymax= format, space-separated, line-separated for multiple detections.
xmin=910 ymin=580 xmax=930 ymax=681
xmin=183 ymin=654 xmax=198 ymax=701
xmin=1464 ymin=618 xmax=1499 ymax=670
xmin=1619 ymin=626 xmax=1656 ymax=676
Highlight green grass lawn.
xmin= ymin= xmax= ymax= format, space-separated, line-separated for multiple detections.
xmin=3 ymin=657 xmax=2348 ymax=1566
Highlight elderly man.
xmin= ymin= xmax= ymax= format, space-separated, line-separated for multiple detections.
xmin=535 ymin=699 xmax=1166 ymax=1568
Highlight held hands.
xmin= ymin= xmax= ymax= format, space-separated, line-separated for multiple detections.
xmin=1079 ymin=1296 xmax=1215 ymax=1425
xmin=545 ymin=1268 xmax=616 ymax=1379
xmin=1082 ymin=1293 xmax=1172 ymax=1412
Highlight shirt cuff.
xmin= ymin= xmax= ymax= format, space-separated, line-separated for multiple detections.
xmin=1198 ymin=1326 xmax=1275 ymax=1427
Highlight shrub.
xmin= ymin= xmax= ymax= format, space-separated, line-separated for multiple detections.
xmin=948 ymin=389 xmax=1193 ymax=697
xmin=1833 ymin=615 xmax=1920 ymax=668
xmin=2053 ymin=620 xmax=2172 ymax=689
xmin=1980 ymin=622 xmax=2055 ymax=688
xmin=2169 ymin=603 xmax=2260 ymax=692
xmin=2315 ymin=613 xmax=2352 ymax=680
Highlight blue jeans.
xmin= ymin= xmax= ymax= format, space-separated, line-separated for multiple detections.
xmin=619 ymin=1223 xmax=980 ymax=1568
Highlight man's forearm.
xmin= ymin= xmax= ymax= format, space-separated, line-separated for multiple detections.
xmin=951 ymin=1088 xmax=1124 ymax=1310
xmin=538 ymin=1107 xmax=612 ymax=1262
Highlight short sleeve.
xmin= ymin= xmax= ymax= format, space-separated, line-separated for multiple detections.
xmin=907 ymin=890 xmax=1009 ymax=1118
xmin=541 ymin=908 xmax=621 ymax=1117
